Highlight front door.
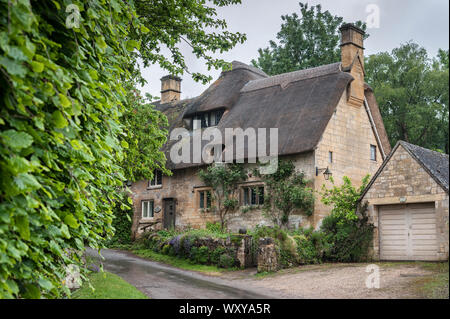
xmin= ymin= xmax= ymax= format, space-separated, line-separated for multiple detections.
xmin=163 ymin=199 xmax=176 ymax=229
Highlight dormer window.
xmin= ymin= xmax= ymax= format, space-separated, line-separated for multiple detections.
xmin=191 ymin=109 xmax=224 ymax=130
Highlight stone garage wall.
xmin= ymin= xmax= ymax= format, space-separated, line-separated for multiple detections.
xmin=361 ymin=144 xmax=449 ymax=260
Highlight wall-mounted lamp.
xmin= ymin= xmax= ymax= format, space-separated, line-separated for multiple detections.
xmin=316 ymin=166 xmax=332 ymax=180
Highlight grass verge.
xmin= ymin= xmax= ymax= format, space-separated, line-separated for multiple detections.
xmin=131 ymin=249 xmax=238 ymax=275
xmin=414 ymin=262 xmax=449 ymax=299
xmin=72 ymin=271 xmax=148 ymax=299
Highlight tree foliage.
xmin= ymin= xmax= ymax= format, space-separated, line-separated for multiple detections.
xmin=199 ymin=163 xmax=247 ymax=230
xmin=0 ymin=0 xmax=143 ymax=298
xmin=320 ymin=176 xmax=374 ymax=262
xmin=365 ymin=44 xmax=449 ymax=153
xmin=120 ymin=88 xmax=170 ymax=182
xmin=251 ymin=2 xmax=366 ymax=75
xmin=134 ymin=0 xmax=247 ymax=84
xmin=257 ymin=159 xmax=314 ymax=228
xmin=320 ymin=175 xmax=370 ymax=222
xmin=0 ymin=0 xmax=246 ymax=299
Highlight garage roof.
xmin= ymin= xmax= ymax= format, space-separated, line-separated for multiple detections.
xmin=360 ymin=141 xmax=449 ymax=200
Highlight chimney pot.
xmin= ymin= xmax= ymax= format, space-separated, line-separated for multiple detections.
xmin=160 ymin=75 xmax=182 ymax=104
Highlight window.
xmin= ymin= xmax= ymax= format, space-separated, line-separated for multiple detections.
xmin=142 ymin=200 xmax=154 ymax=218
xmin=370 ymin=144 xmax=377 ymax=161
xmin=198 ymin=190 xmax=212 ymax=209
xmin=148 ymin=170 xmax=162 ymax=187
xmin=191 ymin=109 xmax=224 ymax=130
xmin=242 ymin=186 xmax=264 ymax=206
xmin=329 ymin=151 xmax=333 ymax=164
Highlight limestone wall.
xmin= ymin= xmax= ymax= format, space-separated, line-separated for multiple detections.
xmin=313 ymin=91 xmax=383 ymax=227
xmin=361 ymin=144 xmax=449 ymax=260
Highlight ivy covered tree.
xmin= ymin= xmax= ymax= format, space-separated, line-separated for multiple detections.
xmin=0 ymin=0 xmax=246 ymax=299
xmin=251 ymin=2 xmax=367 ymax=75
xmin=257 ymin=160 xmax=314 ymax=229
xmin=199 ymin=164 xmax=247 ymax=230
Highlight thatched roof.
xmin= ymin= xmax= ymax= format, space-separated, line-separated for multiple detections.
xmin=153 ymin=61 xmax=390 ymax=170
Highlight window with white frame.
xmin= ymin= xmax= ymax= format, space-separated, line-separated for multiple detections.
xmin=148 ymin=170 xmax=162 ymax=187
xmin=370 ymin=144 xmax=377 ymax=161
xmin=142 ymin=200 xmax=154 ymax=218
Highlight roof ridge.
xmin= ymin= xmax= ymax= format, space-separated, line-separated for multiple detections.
xmin=241 ymin=62 xmax=342 ymax=93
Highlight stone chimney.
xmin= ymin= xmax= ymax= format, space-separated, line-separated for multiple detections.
xmin=340 ymin=23 xmax=365 ymax=107
xmin=160 ymin=75 xmax=181 ymax=104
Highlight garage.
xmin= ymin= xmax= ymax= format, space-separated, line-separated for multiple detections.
xmin=360 ymin=141 xmax=449 ymax=261
xmin=379 ymin=203 xmax=438 ymax=261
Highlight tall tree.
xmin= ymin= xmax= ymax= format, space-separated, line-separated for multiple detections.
xmin=365 ymin=44 xmax=449 ymax=153
xmin=251 ymin=2 xmax=366 ymax=75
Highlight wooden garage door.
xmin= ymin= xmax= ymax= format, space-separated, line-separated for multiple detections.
xmin=379 ymin=203 xmax=438 ymax=261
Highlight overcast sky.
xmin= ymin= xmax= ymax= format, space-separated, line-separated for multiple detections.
xmin=139 ymin=0 xmax=449 ymax=100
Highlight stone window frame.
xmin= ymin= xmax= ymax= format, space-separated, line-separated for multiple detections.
xmin=328 ymin=151 xmax=333 ymax=164
xmin=147 ymin=169 xmax=163 ymax=189
xmin=195 ymin=187 xmax=213 ymax=211
xmin=370 ymin=144 xmax=377 ymax=161
xmin=141 ymin=199 xmax=155 ymax=219
xmin=240 ymin=183 xmax=265 ymax=207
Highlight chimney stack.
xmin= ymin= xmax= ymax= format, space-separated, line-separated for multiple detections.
xmin=340 ymin=23 xmax=365 ymax=107
xmin=160 ymin=75 xmax=181 ymax=104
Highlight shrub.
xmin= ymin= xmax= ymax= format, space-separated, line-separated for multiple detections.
xmin=320 ymin=202 xmax=374 ymax=262
xmin=196 ymin=246 xmax=210 ymax=264
xmin=161 ymin=244 xmax=171 ymax=256
xmin=206 ymin=222 xmax=222 ymax=234
xmin=107 ymin=192 xmax=134 ymax=247
xmin=210 ymin=247 xmax=226 ymax=264
xmin=218 ymin=254 xmax=236 ymax=268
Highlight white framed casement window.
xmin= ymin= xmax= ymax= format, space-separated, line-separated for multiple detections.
xmin=142 ymin=200 xmax=154 ymax=218
xmin=370 ymin=144 xmax=377 ymax=161
xmin=148 ymin=170 xmax=162 ymax=188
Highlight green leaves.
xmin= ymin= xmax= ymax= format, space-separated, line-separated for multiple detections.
xmin=365 ymin=44 xmax=449 ymax=153
xmin=15 ymin=215 xmax=30 ymax=241
xmin=64 ymin=214 xmax=79 ymax=229
xmin=0 ymin=130 xmax=33 ymax=151
xmin=30 ymin=61 xmax=44 ymax=73
xmin=251 ymin=2 xmax=367 ymax=75
xmin=51 ymin=110 xmax=69 ymax=129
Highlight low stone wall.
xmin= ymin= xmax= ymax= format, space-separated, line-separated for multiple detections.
xmin=257 ymin=237 xmax=280 ymax=273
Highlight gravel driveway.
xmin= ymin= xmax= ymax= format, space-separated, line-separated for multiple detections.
xmin=224 ymin=263 xmax=433 ymax=299
xmin=88 ymin=249 xmax=435 ymax=299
